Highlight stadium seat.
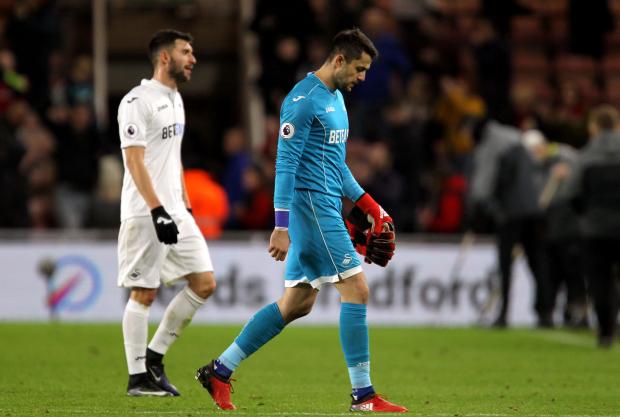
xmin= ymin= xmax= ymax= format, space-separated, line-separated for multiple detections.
xmin=512 ymin=51 xmax=550 ymax=78
xmin=601 ymin=55 xmax=620 ymax=91
xmin=511 ymin=16 xmax=545 ymax=46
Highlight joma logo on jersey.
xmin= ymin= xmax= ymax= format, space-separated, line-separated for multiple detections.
xmin=328 ymin=129 xmax=348 ymax=144
xmin=162 ymin=123 xmax=184 ymax=139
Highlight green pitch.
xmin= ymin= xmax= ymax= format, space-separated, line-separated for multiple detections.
xmin=0 ymin=323 xmax=619 ymax=417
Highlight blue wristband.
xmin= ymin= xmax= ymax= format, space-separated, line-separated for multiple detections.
xmin=274 ymin=210 xmax=289 ymax=228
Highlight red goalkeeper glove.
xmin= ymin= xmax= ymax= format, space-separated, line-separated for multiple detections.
xmin=354 ymin=193 xmax=393 ymax=237
xmin=345 ymin=205 xmax=396 ymax=267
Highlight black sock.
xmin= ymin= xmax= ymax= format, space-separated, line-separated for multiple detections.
xmin=146 ymin=348 xmax=163 ymax=365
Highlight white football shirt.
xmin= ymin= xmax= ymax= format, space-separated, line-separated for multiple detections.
xmin=118 ymin=78 xmax=186 ymax=220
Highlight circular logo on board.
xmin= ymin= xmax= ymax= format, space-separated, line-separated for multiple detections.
xmin=45 ymin=255 xmax=102 ymax=313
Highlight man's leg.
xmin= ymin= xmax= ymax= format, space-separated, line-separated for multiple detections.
xmin=335 ymin=273 xmax=407 ymax=413
xmin=146 ymin=272 xmax=216 ymax=395
xmin=123 ymin=287 xmax=172 ymax=397
xmin=521 ymin=217 xmax=553 ymax=327
xmin=584 ymin=239 xmax=616 ymax=347
xmin=495 ymin=219 xmax=519 ymax=327
xmin=196 ymin=285 xmax=317 ymax=409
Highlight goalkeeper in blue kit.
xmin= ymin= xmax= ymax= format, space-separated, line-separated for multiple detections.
xmin=196 ymin=28 xmax=406 ymax=413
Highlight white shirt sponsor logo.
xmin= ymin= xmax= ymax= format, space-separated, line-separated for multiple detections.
xmin=292 ymin=95 xmax=306 ymax=102
xmin=325 ymin=106 xmax=335 ymax=113
xmin=328 ymin=129 xmax=349 ymax=144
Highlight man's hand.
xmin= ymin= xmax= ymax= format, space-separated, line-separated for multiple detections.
xmin=151 ymin=206 xmax=179 ymax=244
xmin=354 ymin=193 xmax=393 ymax=237
xmin=346 ymin=205 xmax=396 ymax=267
xmin=365 ymin=224 xmax=396 ymax=267
xmin=268 ymin=228 xmax=290 ymax=261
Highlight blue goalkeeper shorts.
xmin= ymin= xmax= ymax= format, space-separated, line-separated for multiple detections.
xmin=284 ymin=189 xmax=363 ymax=289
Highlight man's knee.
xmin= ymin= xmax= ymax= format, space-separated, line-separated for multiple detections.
xmin=130 ymin=288 xmax=158 ymax=306
xmin=353 ymin=281 xmax=370 ymax=304
xmin=187 ymin=271 xmax=216 ymax=299
xmin=337 ymin=274 xmax=370 ymax=304
xmin=288 ymin=297 xmax=314 ymax=320
xmin=278 ymin=287 xmax=317 ymax=323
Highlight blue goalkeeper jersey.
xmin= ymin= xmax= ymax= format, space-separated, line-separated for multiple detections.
xmin=273 ymin=73 xmax=364 ymax=210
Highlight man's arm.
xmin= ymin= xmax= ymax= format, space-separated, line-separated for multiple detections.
xmin=124 ymin=145 xmax=178 ymax=244
xmin=559 ymin=156 xmax=585 ymax=212
xmin=342 ymin=164 xmax=365 ymax=202
xmin=269 ymin=95 xmax=314 ymax=261
xmin=124 ymin=146 xmax=161 ymax=210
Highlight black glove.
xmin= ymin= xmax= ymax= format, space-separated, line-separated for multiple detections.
xmin=151 ymin=206 xmax=179 ymax=244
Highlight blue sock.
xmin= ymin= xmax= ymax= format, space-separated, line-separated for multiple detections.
xmin=352 ymin=386 xmax=375 ymax=401
xmin=217 ymin=302 xmax=285 ymax=377
xmin=339 ymin=302 xmax=372 ymax=393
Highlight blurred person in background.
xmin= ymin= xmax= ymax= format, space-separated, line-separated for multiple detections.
xmin=562 ymin=105 xmax=620 ymax=347
xmin=221 ymin=126 xmax=250 ymax=229
xmin=184 ymin=166 xmax=229 ymax=239
xmin=85 ymin=154 xmax=123 ymax=229
xmin=15 ymin=104 xmax=58 ymax=229
xmin=0 ymin=47 xmax=29 ymax=114
xmin=350 ymin=6 xmax=411 ymax=137
xmin=363 ymin=141 xmax=404 ymax=224
xmin=434 ymin=75 xmax=485 ymax=172
xmin=5 ymin=0 xmax=60 ymax=112
xmin=0 ymin=99 xmax=30 ymax=226
xmin=417 ymin=135 xmax=467 ymax=234
xmin=235 ymin=162 xmax=272 ymax=230
xmin=467 ymin=116 xmax=552 ymax=328
xmin=52 ymin=103 xmax=100 ymax=229
xmin=523 ymin=130 xmax=588 ymax=328
xmin=469 ymin=19 xmax=511 ymax=124
xmin=116 ymin=29 xmax=217 ymax=397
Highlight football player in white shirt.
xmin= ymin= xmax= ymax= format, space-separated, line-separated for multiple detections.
xmin=117 ymin=29 xmax=216 ymax=397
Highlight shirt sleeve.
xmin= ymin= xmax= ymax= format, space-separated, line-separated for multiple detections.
xmin=559 ymin=156 xmax=584 ymax=211
xmin=342 ymin=164 xmax=365 ymax=202
xmin=273 ymin=95 xmax=314 ymax=210
xmin=118 ymin=93 xmax=151 ymax=149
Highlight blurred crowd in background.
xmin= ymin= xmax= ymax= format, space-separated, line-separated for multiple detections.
xmin=0 ymin=0 xmax=619 ymax=236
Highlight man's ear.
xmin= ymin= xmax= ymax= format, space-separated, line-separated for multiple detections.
xmin=333 ymin=54 xmax=345 ymax=69
xmin=159 ymin=48 xmax=170 ymax=66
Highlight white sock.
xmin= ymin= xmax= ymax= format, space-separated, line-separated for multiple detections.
xmin=122 ymin=298 xmax=150 ymax=375
xmin=148 ymin=286 xmax=206 ymax=355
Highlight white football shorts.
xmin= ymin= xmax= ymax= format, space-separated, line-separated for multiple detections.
xmin=117 ymin=211 xmax=213 ymax=288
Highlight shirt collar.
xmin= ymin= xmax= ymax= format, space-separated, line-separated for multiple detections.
xmin=308 ymin=72 xmax=336 ymax=94
xmin=141 ymin=78 xmax=177 ymax=95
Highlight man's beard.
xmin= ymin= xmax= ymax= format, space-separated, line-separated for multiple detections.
xmin=168 ymin=58 xmax=189 ymax=84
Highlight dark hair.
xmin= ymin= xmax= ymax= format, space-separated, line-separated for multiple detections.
xmin=327 ymin=28 xmax=378 ymax=62
xmin=589 ymin=104 xmax=619 ymax=131
xmin=148 ymin=29 xmax=193 ymax=66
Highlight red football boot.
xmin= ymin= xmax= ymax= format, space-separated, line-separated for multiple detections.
xmin=350 ymin=393 xmax=408 ymax=412
xmin=195 ymin=360 xmax=236 ymax=410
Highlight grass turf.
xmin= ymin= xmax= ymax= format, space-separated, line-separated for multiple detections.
xmin=0 ymin=323 xmax=618 ymax=416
